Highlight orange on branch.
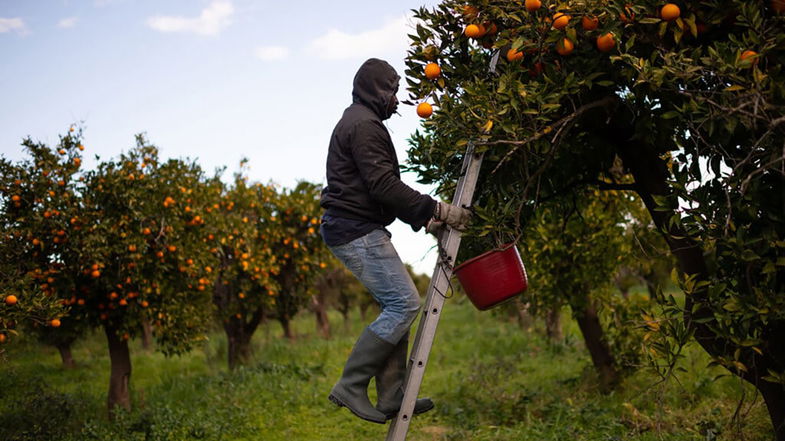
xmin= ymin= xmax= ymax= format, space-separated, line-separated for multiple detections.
xmin=552 ymin=13 xmax=570 ymax=30
xmin=739 ymin=50 xmax=758 ymax=68
xmin=464 ymin=24 xmax=482 ymax=38
xmin=555 ymin=38 xmax=574 ymax=55
xmin=596 ymin=33 xmax=616 ymax=52
xmin=50 ymin=319 xmax=61 ymax=327
xmin=660 ymin=3 xmax=680 ymax=21
xmin=5 ymin=295 xmax=18 ymax=306
xmin=581 ymin=15 xmax=599 ymax=30
xmin=417 ymin=102 xmax=433 ymax=118
xmin=424 ymin=62 xmax=441 ymax=80
xmin=525 ymin=0 xmax=541 ymax=12
xmin=506 ymin=48 xmax=524 ymax=62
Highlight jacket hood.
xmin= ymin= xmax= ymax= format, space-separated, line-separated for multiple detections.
xmin=352 ymin=58 xmax=400 ymax=120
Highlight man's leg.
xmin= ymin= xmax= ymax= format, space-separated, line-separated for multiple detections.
xmin=327 ymin=229 xmax=431 ymax=422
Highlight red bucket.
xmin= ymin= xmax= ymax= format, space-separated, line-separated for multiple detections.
xmin=452 ymin=243 xmax=528 ymax=311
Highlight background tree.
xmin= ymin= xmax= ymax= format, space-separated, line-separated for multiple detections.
xmin=207 ymin=162 xmax=281 ymax=369
xmin=75 ymin=135 xmax=216 ymax=413
xmin=404 ymin=0 xmax=785 ymax=436
xmin=267 ymin=181 xmax=331 ymax=340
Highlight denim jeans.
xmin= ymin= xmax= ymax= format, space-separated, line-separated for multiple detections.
xmin=324 ymin=228 xmax=421 ymax=345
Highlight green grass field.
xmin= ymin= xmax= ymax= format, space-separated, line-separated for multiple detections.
xmin=0 ymin=295 xmax=773 ymax=441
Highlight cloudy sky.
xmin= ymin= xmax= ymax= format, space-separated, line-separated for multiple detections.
xmin=0 ymin=0 xmax=444 ymax=274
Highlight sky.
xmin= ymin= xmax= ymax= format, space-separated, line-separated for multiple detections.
xmin=0 ymin=0 xmax=444 ymax=275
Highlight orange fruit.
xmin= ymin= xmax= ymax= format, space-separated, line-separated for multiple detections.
xmin=32 ymin=238 xmax=40 ymax=246
xmin=774 ymin=0 xmax=785 ymax=13
xmin=91 ymin=270 xmax=101 ymax=278
xmin=424 ymin=62 xmax=441 ymax=80
xmin=525 ymin=0 xmax=541 ymax=12
xmin=596 ymin=33 xmax=616 ymax=52
xmin=739 ymin=50 xmax=758 ymax=68
xmin=141 ymin=300 xmax=149 ymax=308
xmin=417 ymin=102 xmax=434 ymax=118
xmin=464 ymin=24 xmax=482 ymax=38
xmin=484 ymin=22 xmax=498 ymax=36
xmin=620 ymin=4 xmax=635 ymax=23
xmin=462 ymin=5 xmax=479 ymax=18
xmin=143 ymin=227 xmax=151 ymax=235
xmin=556 ymin=38 xmax=575 ymax=55
xmin=581 ymin=15 xmax=599 ymax=30
xmin=553 ymin=13 xmax=570 ymax=29
xmin=50 ymin=318 xmax=61 ymax=327
xmin=168 ymin=245 xmax=177 ymax=252
xmin=119 ymin=299 xmax=128 ymax=306
xmin=5 ymin=295 xmax=18 ymax=306
xmin=11 ymin=195 xmax=20 ymax=202
xmin=0 ymin=334 xmax=6 ymax=343
xmin=661 ymin=3 xmax=680 ymax=21
xmin=128 ymin=244 xmax=137 ymax=252
xmin=506 ymin=48 xmax=524 ymax=62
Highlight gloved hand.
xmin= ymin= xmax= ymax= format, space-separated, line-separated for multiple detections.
xmin=434 ymin=201 xmax=472 ymax=230
xmin=425 ymin=218 xmax=444 ymax=236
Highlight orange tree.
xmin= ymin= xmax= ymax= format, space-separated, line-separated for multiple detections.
xmin=404 ymin=0 xmax=785 ymax=436
xmin=77 ymin=135 xmax=216 ymax=412
xmin=0 ymin=129 xmax=83 ymax=357
xmin=267 ymin=181 xmax=331 ymax=340
xmin=206 ymin=162 xmax=282 ymax=369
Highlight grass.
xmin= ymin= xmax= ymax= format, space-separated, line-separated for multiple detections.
xmin=0 ymin=294 xmax=774 ymax=441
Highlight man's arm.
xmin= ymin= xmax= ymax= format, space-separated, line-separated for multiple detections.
xmin=350 ymin=120 xmax=435 ymax=231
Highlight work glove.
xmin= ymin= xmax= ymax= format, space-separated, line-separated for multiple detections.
xmin=425 ymin=218 xmax=444 ymax=236
xmin=434 ymin=201 xmax=472 ymax=230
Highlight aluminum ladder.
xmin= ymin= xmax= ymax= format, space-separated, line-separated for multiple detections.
xmin=385 ymin=142 xmax=484 ymax=441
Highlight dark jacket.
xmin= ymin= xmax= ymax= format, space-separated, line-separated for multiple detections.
xmin=320 ymin=58 xmax=436 ymax=232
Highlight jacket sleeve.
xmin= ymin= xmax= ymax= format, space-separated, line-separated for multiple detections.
xmin=350 ymin=119 xmax=436 ymax=231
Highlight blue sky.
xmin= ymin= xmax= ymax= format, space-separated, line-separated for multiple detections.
xmin=0 ymin=0 xmax=443 ymax=274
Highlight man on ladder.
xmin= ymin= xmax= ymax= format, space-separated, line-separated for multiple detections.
xmin=319 ymin=58 xmax=471 ymax=424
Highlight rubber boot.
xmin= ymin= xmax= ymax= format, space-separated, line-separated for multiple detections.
xmin=375 ymin=332 xmax=435 ymax=420
xmin=329 ymin=328 xmax=395 ymax=424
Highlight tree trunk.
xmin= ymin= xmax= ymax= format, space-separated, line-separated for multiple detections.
xmin=761 ymin=383 xmax=785 ymax=441
xmin=341 ymin=309 xmax=351 ymax=332
xmin=56 ymin=342 xmax=76 ymax=369
xmin=224 ymin=308 xmax=263 ymax=370
xmin=513 ymin=299 xmax=533 ymax=330
xmin=359 ymin=302 xmax=370 ymax=322
xmin=545 ymin=307 xmax=563 ymax=341
xmin=311 ymin=295 xmax=331 ymax=339
xmin=573 ymin=301 xmax=619 ymax=393
xmin=225 ymin=319 xmax=251 ymax=370
xmin=141 ymin=320 xmax=153 ymax=351
xmin=279 ymin=316 xmax=294 ymax=340
xmin=105 ymin=325 xmax=132 ymax=415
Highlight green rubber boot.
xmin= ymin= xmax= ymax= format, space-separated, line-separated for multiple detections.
xmin=375 ymin=332 xmax=435 ymax=420
xmin=329 ymin=328 xmax=395 ymax=424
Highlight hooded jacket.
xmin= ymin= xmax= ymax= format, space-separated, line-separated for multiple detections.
xmin=320 ymin=58 xmax=436 ymax=238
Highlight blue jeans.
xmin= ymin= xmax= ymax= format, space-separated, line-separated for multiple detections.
xmin=325 ymin=229 xmax=421 ymax=344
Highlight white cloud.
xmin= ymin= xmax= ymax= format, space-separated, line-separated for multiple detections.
xmin=58 ymin=17 xmax=78 ymax=29
xmin=255 ymin=45 xmax=289 ymax=61
xmin=146 ymin=1 xmax=234 ymax=36
xmin=0 ymin=17 xmax=26 ymax=34
xmin=308 ymin=14 xmax=415 ymax=60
